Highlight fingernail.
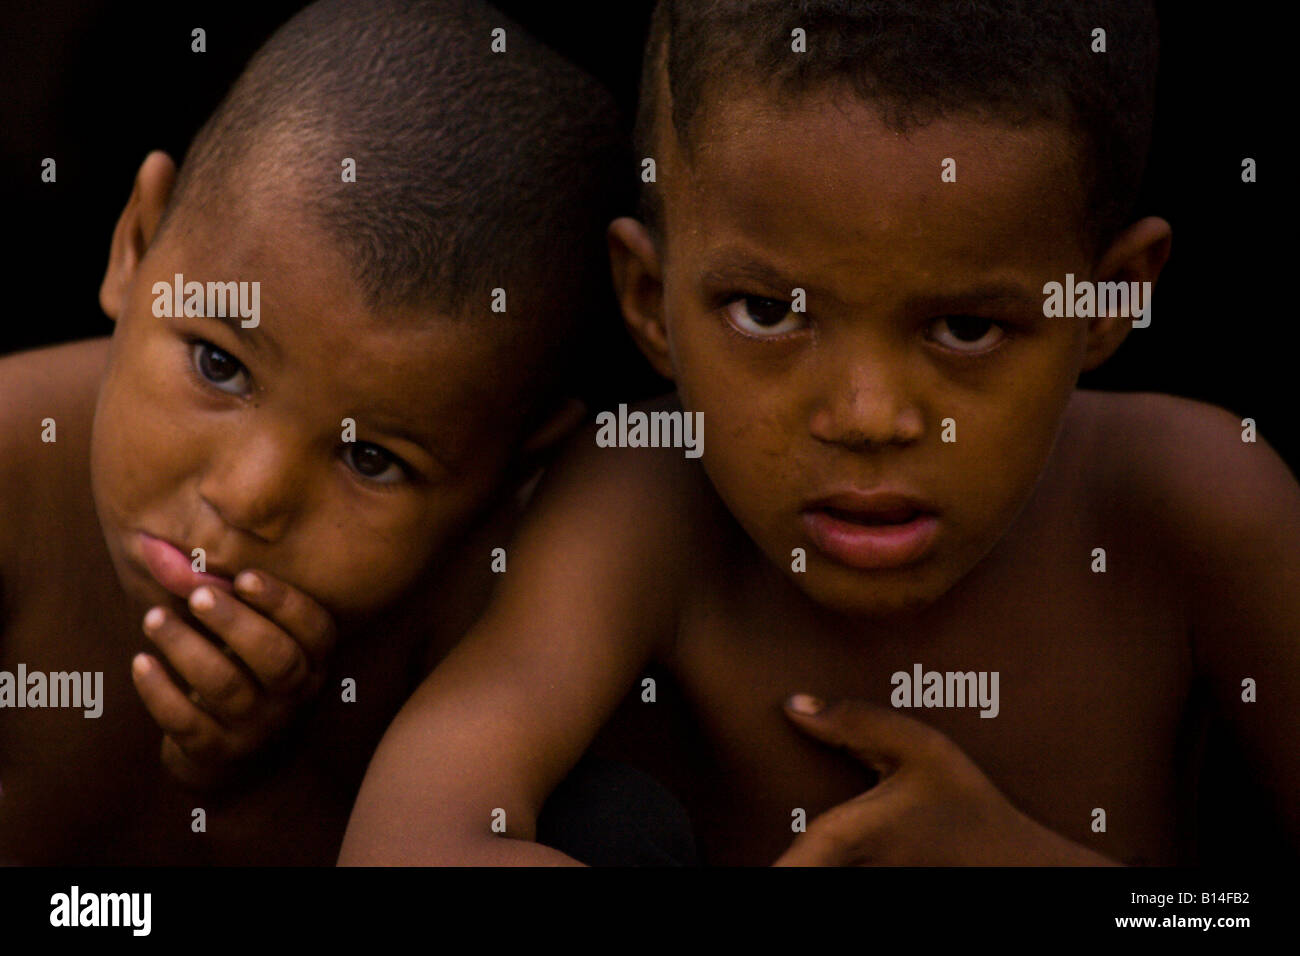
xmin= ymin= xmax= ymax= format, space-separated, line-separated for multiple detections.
xmin=143 ymin=607 xmax=165 ymax=631
xmin=132 ymin=653 xmax=151 ymax=676
xmin=788 ymin=693 xmax=824 ymax=715
xmin=235 ymin=571 xmax=261 ymax=594
xmin=190 ymin=587 xmax=215 ymax=611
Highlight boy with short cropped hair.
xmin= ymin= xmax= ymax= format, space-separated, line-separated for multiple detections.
xmin=0 ymin=0 xmax=624 ymax=864
xmin=342 ymin=0 xmax=1299 ymax=865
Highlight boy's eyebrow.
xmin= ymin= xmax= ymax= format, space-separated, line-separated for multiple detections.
xmin=203 ymin=312 xmax=281 ymax=358
xmin=698 ymin=254 xmax=808 ymax=298
xmin=904 ymin=282 xmax=1043 ymax=315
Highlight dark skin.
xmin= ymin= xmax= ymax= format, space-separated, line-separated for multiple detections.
xmin=0 ymin=151 xmax=581 ymax=863
xmin=341 ymin=91 xmax=1299 ymax=866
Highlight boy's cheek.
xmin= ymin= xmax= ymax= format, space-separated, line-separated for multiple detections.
xmin=95 ymin=384 xmax=200 ymax=495
xmin=701 ymin=429 xmax=813 ymax=574
xmin=296 ymin=510 xmax=452 ymax=618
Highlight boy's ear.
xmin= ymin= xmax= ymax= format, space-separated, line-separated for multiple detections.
xmin=608 ymin=217 xmax=674 ymax=380
xmin=1081 ymin=215 xmax=1172 ymax=371
xmin=518 ymin=396 xmax=587 ymax=459
xmin=100 ymin=151 xmax=178 ymax=322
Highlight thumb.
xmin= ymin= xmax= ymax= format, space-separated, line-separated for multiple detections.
xmin=783 ymin=694 xmax=941 ymax=774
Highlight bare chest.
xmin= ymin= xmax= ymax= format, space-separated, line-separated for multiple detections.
xmin=645 ymin=526 xmax=1196 ymax=866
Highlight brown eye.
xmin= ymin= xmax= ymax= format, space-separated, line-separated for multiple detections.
xmin=946 ymin=317 xmax=993 ymax=341
xmin=930 ymin=316 xmax=1005 ymax=353
xmin=192 ymin=341 xmax=249 ymax=393
xmin=345 ymin=442 xmax=403 ymax=483
xmin=723 ymin=296 xmax=805 ymax=337
xmin=744 ymin=297 xmax=791 ymax=326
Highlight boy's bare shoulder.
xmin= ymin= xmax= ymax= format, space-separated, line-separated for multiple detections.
xmin=0 ymin=338 xmax=110 ymax=562
xmin=1071 ymin=393 xmax=1300 ymax=838
xmin=0 ymin=337 xmax=109 ymax=432
xmin=550 ymin=393 xmax=717 ymax=540
xmin=523 ymin=393 xmax=719 ymax=633
xmin=1069 ymin=388 xmax=1299 ymax=567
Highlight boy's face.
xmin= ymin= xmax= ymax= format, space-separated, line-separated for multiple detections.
xmin=93 ymin=187 xmax=527 ymax=624
xmin=652 ymin=92 xmax=1104 ymax=617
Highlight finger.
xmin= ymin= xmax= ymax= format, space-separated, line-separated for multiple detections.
xmin=160 ymin=735 xmax=212 ymax=789
xmin=773 ymin=794 xmax=893 ymax=867
xmin=187 ymin=585 xmax=311 ymax=695
xmin=783 ymin=694 xmax=944 ymax=773
xmin=131 ymin=653 xmax=228 ymax=760
xmin=160 ymin=735 xmax=237 ymax=791
xmin=142 ymin=605 xmax=258 ymax=717
xmin=232 ymin=570 xmax=337 ymax=668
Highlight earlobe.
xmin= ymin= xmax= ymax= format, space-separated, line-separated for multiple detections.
xmin=607 ymin=217 xmax=675 ymax=380
xmin=99 ymin=151 xmax=178 ymax=321
xmin=1081 ymin=216 xmax=1172 ymax=371
xmin=506 ymin=396 xmax=588 ymax=484
xmin=520 ymin=397 xmax=587 ymax=457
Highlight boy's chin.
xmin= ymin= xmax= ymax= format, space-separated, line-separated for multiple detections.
xmin=792 ymin=562 xmax=955 ymax=621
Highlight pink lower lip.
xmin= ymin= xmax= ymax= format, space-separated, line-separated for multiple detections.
xmin=801 ymin=509 xmax=940 ymax=570
xmin=138 ymin=533 xmax=233 ymax=599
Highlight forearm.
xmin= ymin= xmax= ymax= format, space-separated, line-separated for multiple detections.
xmin=445 ymin=836 xmax=584 ymax=867
xmin=339 ymin=829 xmax=584 ymax=866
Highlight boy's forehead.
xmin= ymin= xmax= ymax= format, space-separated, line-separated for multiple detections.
xmin=666 ymin=90 xmax=1088 ymax=273
xmin=173 ymin=190 xmax=352 ymax=301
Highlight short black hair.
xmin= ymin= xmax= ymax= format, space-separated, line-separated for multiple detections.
xmin=635 ymin=0 xmax=1159 ymax=256
xmin=164 ymin=0 xmax=626 ymax=336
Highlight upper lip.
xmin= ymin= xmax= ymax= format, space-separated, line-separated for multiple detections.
xmin=141 ymin=531 xmax=239 ymax=579
xmin=804 ymin=490 xmax=937 ymax=520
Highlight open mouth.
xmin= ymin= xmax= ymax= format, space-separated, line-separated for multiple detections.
xmin=801 ymin=495 xmax=940 ymax=570
xmin=820 ymin=504 xmax=922 ymax=526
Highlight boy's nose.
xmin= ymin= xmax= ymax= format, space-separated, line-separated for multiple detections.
xmin=807 ymin=350 xmax=924 ymax=450
xmin=196 ymin=429 xmax=306 ymax=542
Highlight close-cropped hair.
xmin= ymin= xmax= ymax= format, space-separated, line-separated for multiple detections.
xmin=635 ymin=0 xmax=1159 ymax=256
xmin=163 ymin=0 xmax=627 ymax=327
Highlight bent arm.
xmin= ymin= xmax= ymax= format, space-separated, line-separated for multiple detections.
xmin=339 ymin=437 xmax=697 ymax=865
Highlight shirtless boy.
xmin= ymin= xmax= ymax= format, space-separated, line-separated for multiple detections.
xmin=342 ymin=0 xmax=1299 ymax=866
xmin=0 ymin=0 xmax=622 ymax=864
